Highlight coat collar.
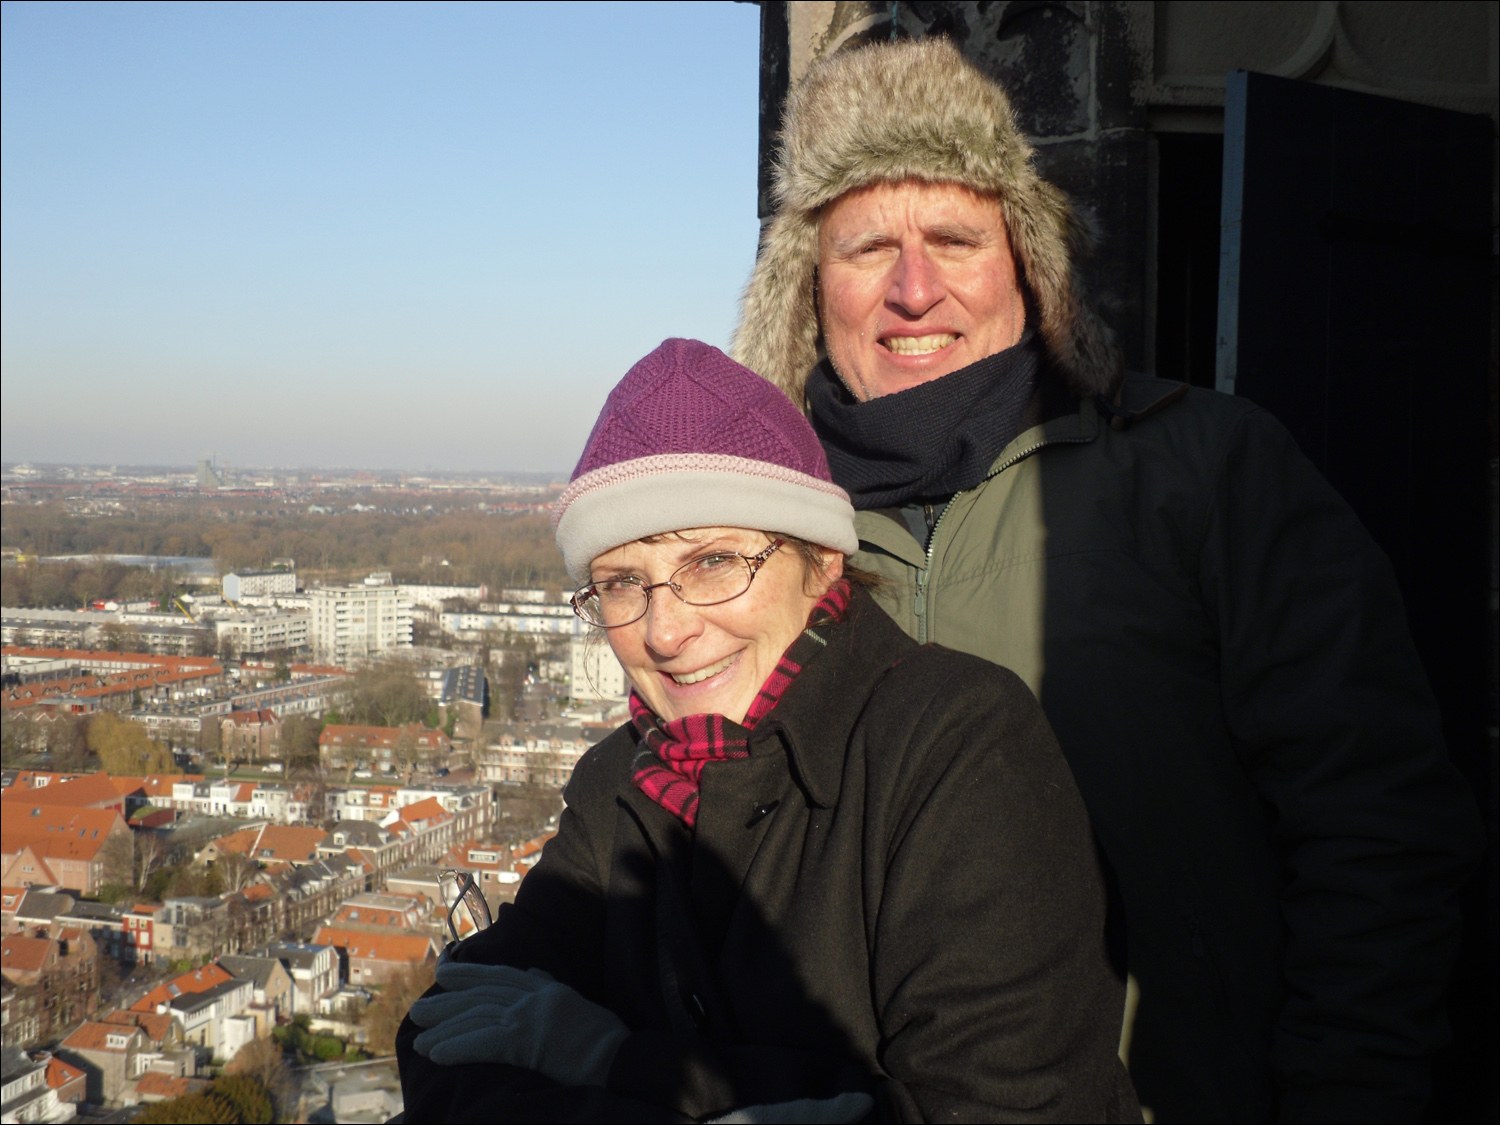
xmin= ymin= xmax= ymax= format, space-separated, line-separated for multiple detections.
xmin=748 ymin=585 xmax=918 ymax=809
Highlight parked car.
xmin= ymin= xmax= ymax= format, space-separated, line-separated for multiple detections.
xmin=263 ymin=763 xmax=284 ymax=773
xmin=354 ymin=769 xmax=374 ymax=779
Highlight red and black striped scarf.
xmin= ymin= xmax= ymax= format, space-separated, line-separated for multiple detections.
xmin=630 ymin=579 xmax=852 ymax=827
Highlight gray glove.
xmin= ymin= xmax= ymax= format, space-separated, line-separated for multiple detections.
xmin=707 ymin=1093 xmax=874 ymax=1123
xmin=408 ymin=963 xmax=629 ymax=1087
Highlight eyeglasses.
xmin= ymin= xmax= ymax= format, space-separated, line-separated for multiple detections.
xmin=571 ymin=539 xmax=784 ymax=629
xmin=438 ymin=869 xmax=492 ymax=945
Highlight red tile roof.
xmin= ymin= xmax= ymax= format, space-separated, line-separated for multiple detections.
xmin=209 ymin=824 xmax=326 ymax=863
xmin=61 ymin=1021 xmax=142 ymax=1052
xmin=311 ymin=926 xmax=437 ymax=965
xmin=0 ymin=934 xmax=51 ymax=974
xmin=135 ymin=1072 xmax=194 ymax=1098
xmin=46 ymin=1054 xmax=85 ymax=1090
xmin=2 ymin=772 xmax=122 ymax=808
xmin=396 ymin=797 xmax=449 ymax=826
xmin=131 ymin=962 xmax=234 ymax=1012
xmin=102 ymin=1008 xmax=174 ymax=1043
xmin=0 ymin=805 xmax=123 ymax=863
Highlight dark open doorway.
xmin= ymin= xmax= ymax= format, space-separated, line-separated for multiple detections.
xmin=1153 ymin=133 xmax=1223 ymax=388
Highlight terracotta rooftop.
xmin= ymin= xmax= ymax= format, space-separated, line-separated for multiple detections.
xmin=46 ymin=1055 xmax=85 ymax=1089
xmin=209 ymin=824 xmax=327 ymax=863
xmin=135 ymin=1071 xmax=194 ymax=1098
xmin=102 ymin=1008 xmax=174 ymax=1043
xmin=61 ymin=1020 xmax=142 ymax=1052
xmin=1 ymin=805 xmax=123 ymax=860
xmin=396 ymin=797 xmax=450 ymax=826
xmin=311 ymin=926 xmax=437 ymax=965
xmin=131 ymin=961 xmax=234 ymax=1012
xmin=0 ymin=935 xmax=52 ymax=974
xmin=0 ymin=771 xmax=122 ymax=809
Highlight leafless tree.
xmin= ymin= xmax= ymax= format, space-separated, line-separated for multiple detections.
xmin=134 ymin=830 xmax=168 ymax=890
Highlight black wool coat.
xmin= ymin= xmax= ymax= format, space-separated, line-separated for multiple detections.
xmin=397 ymin=589 xmax=1141 ymax=1122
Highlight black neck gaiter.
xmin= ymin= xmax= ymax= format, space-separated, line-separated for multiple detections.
xmin=807 ymin=328 xmax=1042 ymax=510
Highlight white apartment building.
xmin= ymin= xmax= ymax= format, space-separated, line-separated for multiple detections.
xmin=398 ymin=583 xmax=488 ymax=613
xmin=441 ymin=602 xmax=575 ymax=640
xmin=309 ymin=585 xmax=413 ymax=665
xmin=570 ymin=633 xmax=628 ymax=702
xmin=223 ymin=570 xmax=298 ymax=600
xmin=215 ymin=611 xmax=311 ymax=655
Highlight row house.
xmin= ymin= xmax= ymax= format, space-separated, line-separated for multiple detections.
xmin=309 ymin=926 xmax=439 ymax=987
xmin=478 ymin=725 xmax=591 ymax=787
xmin=59 ymin=1013 xmax=193 ymax=1108
xmin=57 ymin=1021 xmax=150 ymax=1106
xmin=163 ymin=779 xmax=308 ymax=822
xmin=394 ymin=783 xmax=493 ymax=841
xmin=274 ymin=857 xmax=366 ymax=938
xmin=217 ymin=953 xmax=294 ymax=1023
xmin=2 ymin=978 xmax=42 ymax=1048
xmin=329 ymin=892 xmax=429 ymax=933
xmin=0 ymin=803 xmax=130 ymax=897
xmin=121 ymin=904 xmax=161 ymax=966
xmin=318 ymin=723 xmax=450 ymax=772
xmin=0 ymin=1045 xmax=86 ymax=1124
xmin=0 ymin=929 xmax=99 ymax=1046
xmin=259 ymin=941 xmax=339 ymax=1015
xmin=110 ymin=774 xmax=205 ymax=818
xmin=199 ymin=823 xmax=328 ymax=867
xmin=3 ymin=888 xmax=131 ymax=974
xmin=167 ymin=978 xmax=257 ymax=1060
xmin=383 ymin=799 xmax=459 ymax=868
xmin=130 ymin=961 xmax=257 ymax=1059
xmin=324 ymin=785 xmax=402 ymax=822
xmin=442 ymin=840 xmax=524 ymax=907
xmin=324 ymin=782 xmax=491 ymax=838
xmin=150 ymin=896 xmax=232 ymax=965
xmin=1 ymin=771 xmax=126 ymax=814
xmin=218 ymin=709 xmax=281 ymax=760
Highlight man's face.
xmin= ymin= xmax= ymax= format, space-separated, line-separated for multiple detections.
xmin=818 ymin=180 xmax=1025 ymax=400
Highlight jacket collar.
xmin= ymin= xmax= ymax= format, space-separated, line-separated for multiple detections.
xmin=748 ymin=585 xmax=917 ymax=809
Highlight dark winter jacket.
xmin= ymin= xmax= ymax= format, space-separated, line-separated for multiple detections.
xmin=397 ymin=587 xmax=1141 ymax=1122
xmin=842 ymin=374 xmax=1485 ymax=1123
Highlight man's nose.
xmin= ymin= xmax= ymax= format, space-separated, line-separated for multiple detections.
xmin=642 ymin=588 xmax=701 ymax=658
xmin=886 ymin=242 xmax=946 ymax=317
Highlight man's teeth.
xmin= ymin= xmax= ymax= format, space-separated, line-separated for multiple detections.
xmin=884 ymin=333 xmax=956 ymax=356
xmin=670 ymin=654 xmax=737 ymax=685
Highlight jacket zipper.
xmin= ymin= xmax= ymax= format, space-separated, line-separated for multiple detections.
xmin=913 ymin=434 xmax=1092 ymax=645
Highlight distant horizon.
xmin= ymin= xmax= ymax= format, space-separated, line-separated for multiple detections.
xmin=4 ymin=460 xmax=571 ymax=479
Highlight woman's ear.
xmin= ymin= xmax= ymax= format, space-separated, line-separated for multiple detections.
xmin=821 ymin=549 xmax=845 ymax=587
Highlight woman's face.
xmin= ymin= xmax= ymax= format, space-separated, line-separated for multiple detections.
xmin=591 ymin=527 xmax=841 ymax=724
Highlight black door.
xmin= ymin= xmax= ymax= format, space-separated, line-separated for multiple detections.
xmin=1217 ymin=68 xmax=1494 ymax=1121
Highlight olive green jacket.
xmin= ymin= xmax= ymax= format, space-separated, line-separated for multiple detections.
xmin=850 ymin=375 xmax=1481 ymax=1123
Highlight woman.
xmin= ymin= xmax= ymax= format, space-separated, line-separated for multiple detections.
xmin=396 ymin=339 xmax=1139 ymax=1123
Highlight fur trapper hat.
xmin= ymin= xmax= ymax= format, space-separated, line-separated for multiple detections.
xmin=731 ymin=37 xmax=1121 ymax=405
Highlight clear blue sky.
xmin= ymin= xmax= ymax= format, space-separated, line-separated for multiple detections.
xmin=1 ymin=1 xmax=763 ymax=473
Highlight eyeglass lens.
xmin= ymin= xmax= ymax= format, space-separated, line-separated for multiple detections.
xmin=578 ymin=552 xmax=759 ymax=627
xmin=442 ymin=871 xmax=493 ymax=943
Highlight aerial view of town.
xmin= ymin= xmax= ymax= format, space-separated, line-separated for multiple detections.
xmin=2 ymin=460 xmax=630 ymax=1122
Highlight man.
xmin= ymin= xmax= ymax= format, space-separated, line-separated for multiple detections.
xmin=732 ymin=38 xmax=1481 ymax=1124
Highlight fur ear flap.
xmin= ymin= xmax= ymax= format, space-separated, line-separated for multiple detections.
xmin=730 ymin=211 xmax=822 ymax=407
xmin=733 ymin=37 xmax=1123 ymax=404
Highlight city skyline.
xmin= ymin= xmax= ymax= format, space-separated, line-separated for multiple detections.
xmin=1 ymin=2 xmax=762 ymax=472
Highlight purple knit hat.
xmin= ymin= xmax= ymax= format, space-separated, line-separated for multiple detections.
xmin=552 ymin=339 xmax=857 ymax=584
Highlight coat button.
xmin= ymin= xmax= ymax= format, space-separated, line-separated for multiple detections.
xmin=745 ymin=800 xmax=780 ymax=828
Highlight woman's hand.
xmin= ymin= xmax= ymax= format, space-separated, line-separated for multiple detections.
xmin=408 ymin=963 xmax=629 ymax=1087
